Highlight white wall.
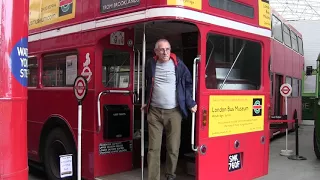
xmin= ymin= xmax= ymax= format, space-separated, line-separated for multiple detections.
xmin=289 ymin=20 xmax=320 ymax=93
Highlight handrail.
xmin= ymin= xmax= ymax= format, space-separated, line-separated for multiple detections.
xmin=137 ymin=50 xmax=141 ymax=102
xmin=191 ymin=56 xmax=200 ymax=152
xmin=97 ymin=90 xmax=130 ymax=133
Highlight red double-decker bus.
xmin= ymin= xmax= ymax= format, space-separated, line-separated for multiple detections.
xmin=27 ymin=0 xmax=272 ymax=179
xmin=269 ymin=9 xmax=304 ymax=137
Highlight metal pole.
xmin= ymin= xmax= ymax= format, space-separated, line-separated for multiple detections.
xmin=280 ymin=96 xmax=293 ymax=156
xmin=141 ymin=23 xmax=146 ymax=180
xmin=78 ymin=103 xmax=82 ymax=180
xmin=288 ymin=117 xmax=307 ymax=160
xmin=0 ymin=0 xmax=29 ymax=179
xmin=137 ymin=50 xmax=141 ymax=102
xmin=285 ymin=97 xmax=288 ymax=151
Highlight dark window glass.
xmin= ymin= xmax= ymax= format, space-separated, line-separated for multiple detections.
xmin=209 ymin=0 xmax=254 ymax=18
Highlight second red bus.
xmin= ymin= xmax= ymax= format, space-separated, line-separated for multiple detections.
xmin=269 ymin=9 xmax=305 ymax=137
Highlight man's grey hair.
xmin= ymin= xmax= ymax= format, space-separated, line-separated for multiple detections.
xmin=154 ymin=39 xmax=171 ymax=49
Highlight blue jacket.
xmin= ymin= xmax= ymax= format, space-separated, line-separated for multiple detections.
xmin=145 ymin=53 xmax=196 ymax=118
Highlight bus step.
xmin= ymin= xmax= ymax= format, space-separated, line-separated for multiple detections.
xmin=184 ymin=152 xmax=195 ymax=176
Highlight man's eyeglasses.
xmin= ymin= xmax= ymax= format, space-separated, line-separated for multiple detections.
xmin=157 ymin=48 xmax=171 ymax=53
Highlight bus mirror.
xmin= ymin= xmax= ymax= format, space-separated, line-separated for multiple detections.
xmin=306 ymin=66 xmax=313 ymax=76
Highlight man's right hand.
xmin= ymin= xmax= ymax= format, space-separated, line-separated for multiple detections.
xmin=190 ymin=105 xmax=197 ymax=113
xmin=141 ymin=104 xmax=147 ymax=111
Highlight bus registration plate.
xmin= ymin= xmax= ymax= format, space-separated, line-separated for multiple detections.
xmin=228 ymin=153 xmax=242 ymax=172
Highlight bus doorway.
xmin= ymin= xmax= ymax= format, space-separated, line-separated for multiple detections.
xmin=274 ymin=74 xmax=283 ymax=116
xmin=97 ymin=20 xmax=200 ymax=179
xmin=133 ymin=20 xmax=199 ymax=178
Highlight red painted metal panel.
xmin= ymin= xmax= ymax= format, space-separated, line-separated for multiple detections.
xmin=284 ymin=48 xmax=293 ymax=77
xmin=26 ymin=1 xmax=273 ymax=179
xmin=27 ymin=26 xmax=135 ymax=179
xmin=0 ymin=0 xmax=29 ymax=179
xmin=27 ymin=89 xmax=96 ymax=179
xmin=195 ymin=23 xmax=270 ymax=179
xmin=93 ymin=28 xmax=135 ymax=177
xmin=28 ymin=0 xmax=265 ymax=37
xmin=271 ymin=40 xmax=285 ymax=73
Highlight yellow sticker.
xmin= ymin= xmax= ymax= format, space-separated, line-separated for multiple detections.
xmin=208 ymin=95 xmax=264 ymax=137
xmin=29 ymin=0 xmax=76 ymax=30
xmin=167 ymin=0 xmax=202 ymax=10
xmin=258 ymin=0 xmax=271 ymax=29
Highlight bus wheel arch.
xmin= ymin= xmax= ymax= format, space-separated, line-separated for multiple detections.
xmin=39 ymin=116 xmax=77 ymax=179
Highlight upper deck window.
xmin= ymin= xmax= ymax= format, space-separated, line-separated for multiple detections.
xmin=298 ymin=37 xmax=304 ymax=55
xmin=205 ymin=32 xmax=261 ymax=90
xmin=291 ymin=31 xmax=298 ymax=52
xmin=209 ymin=0 xmax=254 ymax=18
xmin=283 ymin=24 xmax=291 ymax=47
xmin=271 ymin=15 xmax=283 ymax=42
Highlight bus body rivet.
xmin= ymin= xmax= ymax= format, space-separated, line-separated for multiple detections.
xmin=234 ymin=140 xmax=240 ymax=149
xmin=200 ymin=145 xmax=207 ymax=155
xmin=261 ymin=136 xmax=265 ymax=144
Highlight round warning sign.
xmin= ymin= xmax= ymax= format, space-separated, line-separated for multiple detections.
xmin=73 ymin=76 xmax=88 ymax=102
xmin=280 ymin=83 xmax=292 ymax=97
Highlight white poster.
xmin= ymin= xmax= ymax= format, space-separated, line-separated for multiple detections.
xmin=60 ymin=154 xmax=73 ymax=178
xmin=66 ymin=55 xmax=78 ymax=85
xmin=110 ymin=31 xmax=125 ymax=45
xmin=119 ymin=74 xmax=129 ymax=88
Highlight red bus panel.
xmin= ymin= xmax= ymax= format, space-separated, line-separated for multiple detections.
xmin=196 ymin=24 xmax=270 ymax=179
xmin=26 ymin=0 xmax=272 ymax=179
xmin=0 ymin=0 xmax=29 ymax=179
xmin=270 ymin=9 xmax=304 ymax=135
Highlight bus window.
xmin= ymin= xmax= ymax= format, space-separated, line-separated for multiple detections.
xmin=28 ymin=57 xmax=38 ymax=87
xmin=283 ymin=24 xmax=291 ymax=47
xmin=285 ymin=76 xmax=292 ymax=97
xmin=298 ymin=79 xmax=302 ymax=96
xmin=134 ymin=51 xmax=142 ymax=92
xmin=271 ymin=73 xmax=274 ymax=97
xmin=272 ymin=15 xmax=283 ymax=42
xmin=205 ymin=33 xmax=262 ymax=90
xmin=292 ymin=78 xmax=299 ymax=97
xmin=291 ymin=31 xmax=298 ymax=52
xmin=102 ymin=49 xmax=130 ymax=88
xmin=42 ymin=51 xmax=78 ymax=87
xmin=298 ymin=37 xmax=304 ymax=55
xmin=208 ymin=0 xmax=254 ymax=18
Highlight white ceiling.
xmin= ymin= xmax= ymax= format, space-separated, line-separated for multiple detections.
xmin=270 ymin=0 xmax=320 ymax=21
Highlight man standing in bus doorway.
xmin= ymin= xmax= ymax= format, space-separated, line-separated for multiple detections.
xmin=142 ymin=39 xmax=197 ymax=180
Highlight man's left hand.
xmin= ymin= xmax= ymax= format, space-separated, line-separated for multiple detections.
xmin=190 ymin=105 xmax=197 ymax=113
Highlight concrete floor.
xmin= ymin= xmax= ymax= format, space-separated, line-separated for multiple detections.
xmin=257 ymin=124 xmax=320 ymax=180
xmin=29 ymin=124 xmax=320 ymax=180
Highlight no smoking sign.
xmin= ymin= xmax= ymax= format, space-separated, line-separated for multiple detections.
xmin=73 ymin=76 xmax=88 ymax=102
xmin=280 ymin=83 xmax=292 ymax=97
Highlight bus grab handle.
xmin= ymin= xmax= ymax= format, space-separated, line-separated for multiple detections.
xmin=97 ymin=90 xmax=131 ymax=133
xmin=192 ymin=56 xmax=200 ymax=152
